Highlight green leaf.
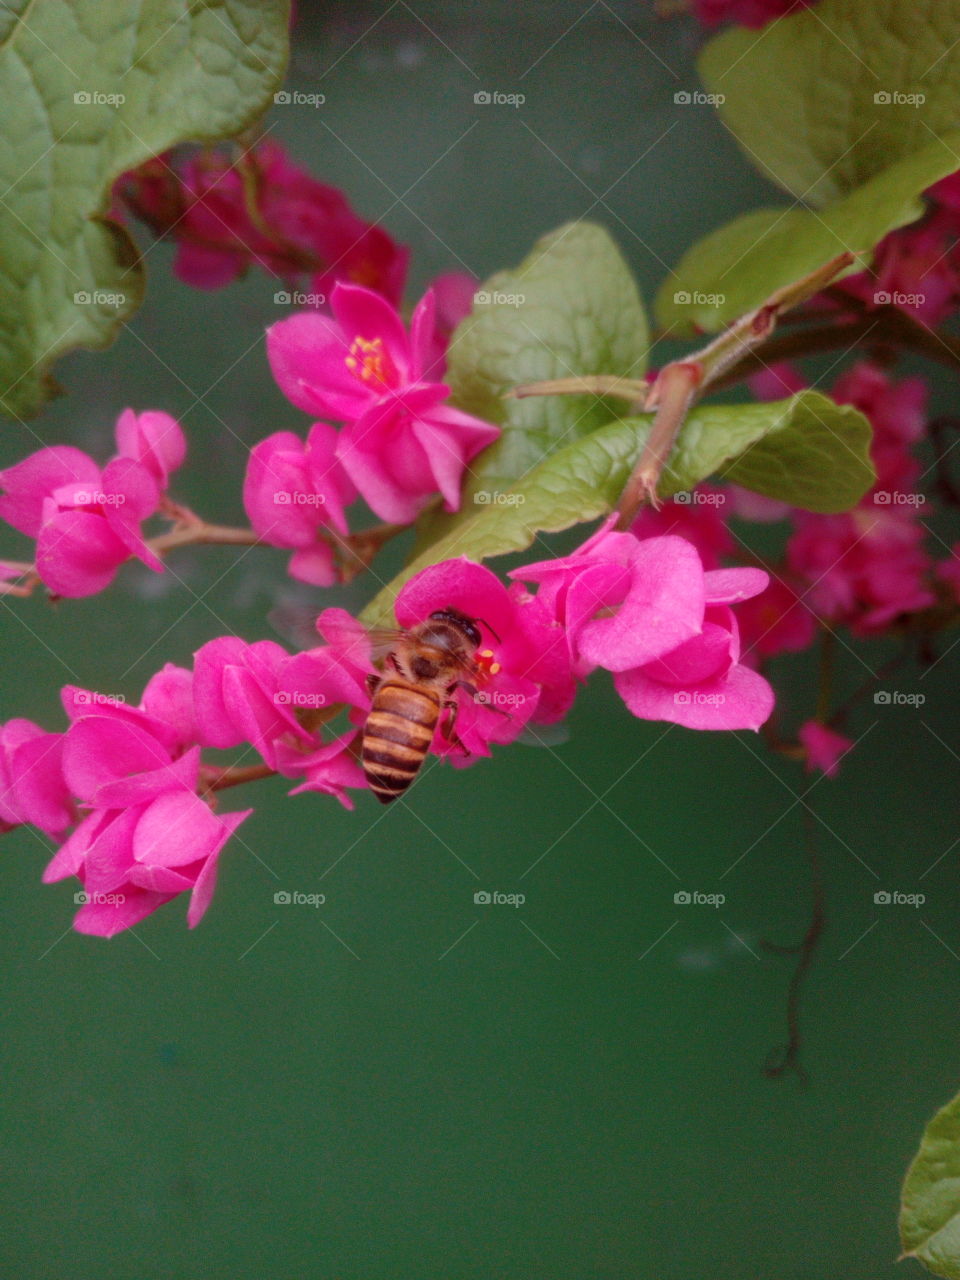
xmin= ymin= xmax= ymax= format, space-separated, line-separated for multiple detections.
xmin=900 ymin=1088 xmax=960 ymax=1279
xmin=655 ymin=134 xmax=960 ymax=335
xmin=445 ymin=221 xmax=648 ymax=489
xmin=700 ymin=0 xmax=960 ymax=205
xmin=360 ymin=390 xmax=873 ymax=627
xmin=0 ymin=0 xmax=290 ymax=419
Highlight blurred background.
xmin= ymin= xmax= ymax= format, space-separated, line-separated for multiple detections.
xmin=1 ymin=3 xmax=958 ymax=1277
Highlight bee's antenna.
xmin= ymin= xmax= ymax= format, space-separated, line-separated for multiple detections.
xmin=474 ymin=616 xmax=502 ymax=643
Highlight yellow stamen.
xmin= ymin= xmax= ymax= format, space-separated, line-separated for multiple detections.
xmin=346 ymin=335 xmax=390 ymax=387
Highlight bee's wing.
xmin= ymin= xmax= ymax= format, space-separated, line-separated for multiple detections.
xmin=366 ymin=628 xmax=407 ymax=663
xmin=269 ymin=605 xmax=406 ymax=663
xmin=515 ymin=720 xmax=571 ymax=748
xmin=268 ymin=603 xmax=322 ymax=649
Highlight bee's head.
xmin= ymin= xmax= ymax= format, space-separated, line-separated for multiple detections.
xmin=428 ymin=608 xmax=484 ymax=650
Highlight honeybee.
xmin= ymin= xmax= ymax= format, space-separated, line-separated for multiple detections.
xmin=362 ymin=609 xmax=499 ymax=803
xmin=269 ymin=599 xmax=507 ymax=803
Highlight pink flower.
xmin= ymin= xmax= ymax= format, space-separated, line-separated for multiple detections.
xmin=121 ymin=142 xmax=409 ymax=304
xmin=837 ymin=211 xmax=960 ymax=327
xmin=380 ymin=560 xmax=568 ymax=761
xmin=267 ymin=282 xmax=500 ymax=522
xmin=421 ymin=270 xmax=479 ymax=378
xmin=243 ymin=423 xmax=357 ymax=585
xmin=613 ymin=569 xmax=775 ymax=730
xmin=797 ymin=720 xmax=853 ymax=777
xmin=42 ymin=695 xmax=250 ymax=936
xmin=691 ymin=0 xmax=815 ymax=26
xmin=936 ymin=543 xmax=960 ymax=601
xmin=114 ymin=408 xmax=186 ymax=487
xmin=630 ymin=486 xmax=733 ymax=569
xmin=735 ymin=576 xmax=817 ymax=660
xmin=193 ymin=637 xmax=314 ymax=770
xmin=0 ymin=720 xmax=72 ymax=835
xmin=787 ymin=508 xmax=934 ymax=632
xmin=511 ymin=518 xmax=708 ymax=674
xmin=830 ymin=361 xmax=926 ymax=495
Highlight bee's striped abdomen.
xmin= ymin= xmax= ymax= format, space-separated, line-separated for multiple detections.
xmin=362 ymin=681 xmax=440 ymax=803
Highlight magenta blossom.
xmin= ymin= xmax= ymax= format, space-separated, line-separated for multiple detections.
xmin=798 ymin=720 xmax=854 ymax=778
xmin=511 ymin=518 xmax=708 ymax=676
xmin=267 ymin=282 xmax=500 ymax=522
xmin=735 ymin=576 xmax=817 ymax=661
xmin=692 ymin=0 xmax=815 ymax=26
xmin=391 ymin=558 xmax=573 ymax=761
xmin=613 ymin=569 xmax=775 ymax=731
xmin=630 ymin=486 xmax=733 ymax=569
xmin=43 ymin=689 xmax=250 ymax=936
xmin=243 ymin=423 xmax=357 ymax=585
xmin=0 ymin=409 xmax=188 ymax=598
xmin=0 ymin=720 xmax=72 ymax=835
xmin=114 ymin=409 xmax=186 ymax=488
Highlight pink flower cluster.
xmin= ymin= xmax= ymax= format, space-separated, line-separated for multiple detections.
xmin=691 ymin=0 xmax=815 ymax=27
xmin=117 ymin=141 xmax=409 ymax=305
xmin=0 ymin=410 xmax=185 ymax=597
xmin=258 ymin=281 xmax=498 ymax=527
xmin=3 ymin=522 xmax=774 ymax=937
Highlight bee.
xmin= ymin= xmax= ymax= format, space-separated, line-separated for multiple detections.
xmin=362 ymin=608 xmax=500 ymax=804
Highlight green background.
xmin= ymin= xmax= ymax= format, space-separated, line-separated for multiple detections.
xmin=2 ymin=4 xmax=959 ymax=1277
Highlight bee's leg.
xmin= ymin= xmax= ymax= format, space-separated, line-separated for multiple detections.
xmin=365 ymin=673 xmax=381 ymax=697
xmin=440 ymin=697 xmax=470 ymax=757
